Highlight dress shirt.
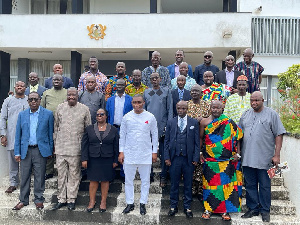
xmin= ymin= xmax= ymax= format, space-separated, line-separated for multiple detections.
xmin=178 ymin=88 xmax=184 ymax=100
xmin=30 ymin=84 xmax=39 ymax=93
xmin=114 ymin=93 xmax=125 ymax=126
xmin=171 ymin=76 xmax=197 ymax=91
xmin=177 ymin=115 xmax=187 ymax=131
xmin=29 ymin=106 xmax=40 ymax=145
xmin=174 ymin=63 xmax=180 ymax=78
xmin=225 ymin=68 xmax=234 ymax=87
xmin=119 ymin=110 xmax=158 ymax=165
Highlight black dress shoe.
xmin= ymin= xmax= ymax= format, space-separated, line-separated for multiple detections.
xmin=45 ymin=174 xmax=54 ymax=180
xmin=184 ymin=209 xmax=193 ymax=218
xmin=99 ymin=208 xmax=106 ymax=213
xmin=168 ymin=207 xmax=178 ymax=216
xmin=140 ymin=203 xmax=146 ymax=215
xmin=122 ymin=204 xmax=134 ymax=214
xmin=160 ymin=177 xmax=167 ymax=188
xmin=241 ymin=209 xmax=259 ymax=218
xmin=261 ymin=212 xmax=270 ymax=222
xmin=67 ymin=202 xmax=76 ymax=210
xmin=51 ymin=202 xmax=67 ymax=211
xmin=150 ymin=176 xmax=154 ymax=184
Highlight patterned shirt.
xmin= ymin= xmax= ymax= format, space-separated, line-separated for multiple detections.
xmin=234 ymin=61 xmax=264 ymax=93
xmin=223 ymin=92 xmax=251 ymax=123
xmin=105 ymin=75 xmax=132 ymax=100
xmin=125 ymin=83 xmax=148 ymax=97
xmin=202 ymin=83 xmax=231 ymax=104
xmin=187 ymin=100 xmax=211 ymax=119
xmin=171 ymin=76 xmax=197 ymax=91
xmin=54 ymin=102 xmax=91 ymax=156
xmin=142 ymin=66 xmax=171 ymax=89
xmin=78 ymin=70 xmax=108 ymax=94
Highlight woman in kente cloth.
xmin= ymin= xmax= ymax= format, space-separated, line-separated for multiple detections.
xmin=186 ymin=84 xmax=210 ymax=198
xmin=200 ymin=100 xmax=243 ymax=221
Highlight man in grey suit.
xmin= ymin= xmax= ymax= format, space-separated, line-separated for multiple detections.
xmin=215 ymin=55 xmax=243 ymax=93
xmin=12 ymin=92 xmax=54 ymax=210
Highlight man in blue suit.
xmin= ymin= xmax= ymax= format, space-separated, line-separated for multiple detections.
xmin=44 ymin=64 xmax=74 ymax=89
xmin=164 ymin=100 xmax=200 ymax=218
xmin=24 ymin=72 xmax=47 ymax=97
xmin=12 ymin=92 xmax=54 ymax=210
xmin=167 ymin=50 xmax=193 ymax=79
xmin=106 ymin=78 xmax=132 ymax=181
xmin=106 ymin=79 xmax=133 ymax=128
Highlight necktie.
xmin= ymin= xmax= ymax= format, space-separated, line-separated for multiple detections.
xmin=179 ymin=118 xmax=184 ymax=133
xmin=179 ymin=90 xmax=183 ymax=100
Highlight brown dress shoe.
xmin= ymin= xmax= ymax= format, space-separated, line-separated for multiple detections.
xmin=12 ymin=202 xmax=26 ymax=210
xmin=35 ymin=202 xmax=44 ymax=210
xmin=5 ymin=186 xmax=17 ymax=193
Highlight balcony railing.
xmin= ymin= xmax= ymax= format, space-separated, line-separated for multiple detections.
xmin=252 ymin=17 xmax=300 ymax=56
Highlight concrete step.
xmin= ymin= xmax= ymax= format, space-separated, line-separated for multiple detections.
xmin=111 ymin=206 xmax=160 ymax=224
xmin=242 ymin=185 xmax=290 ymax=200
xmin=0 ymin=219 xmax=111 ymax=225
xmin=231 ymin=213 xmax=300 ymax=225
xmin=0 ymin=188 xmax=57 ymax=204
xmin=51 ymin=191 xmax=119 ymax=207
xmin=116 ymin=193 xmax=162 ymax=209
xmin=1 ymin=176 xmax=58 ymax=190
xmin=122 ymin=180 xmax=162 ymax=194
xmin=0 ymin=202 xmax=51 ymax=221
xmin=271 ymin=176 xmax=284 ymax=186
xmin=44 ymin=204 xmax=113 ymax=223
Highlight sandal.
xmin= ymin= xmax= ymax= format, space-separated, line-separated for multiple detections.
xmin=221 ymin=213 xmax=231 ymax=221
xmin=201 ymin=210 xmax=211 ymax=220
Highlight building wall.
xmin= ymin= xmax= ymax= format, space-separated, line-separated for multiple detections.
xmin=239 ymin=0 xmax=300 ymax=17
xmin=90 ymin=0 xmax=150 ymax=13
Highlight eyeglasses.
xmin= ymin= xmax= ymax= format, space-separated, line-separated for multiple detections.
xmin=150 ymin=76 xmax=160 ymax=80
xmin=96 ymin=113 xmax=106 ymax=117
xmin=28 ymin=98 xmax=40 ymax=102
xmin=204 ymin=55 xmax=212 ymax=59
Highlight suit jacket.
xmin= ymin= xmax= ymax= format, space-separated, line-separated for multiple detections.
xmin=81 ymin=123 xmax=119 ymax=163
xmin=106 ymin=94 xmax=133 ymax=125
xmin=14 ymin=106 xmax=54 ymax=160
xmin=25 ymin=85 xmax=47 ymax=97
xmin=215 ymin=70 xmax=243 ymax=89
xmin=44 ymin=76 xmax=74 ymax=89
xmin=167 ymin=63 xmax=193 ymax=79
xmin=171 ymin=88 xmax=192 ymax=117
xmin=164 ymin=116 xmax=200 ymax=165
xmin=194 ymin=64 xmax=220 ymax=85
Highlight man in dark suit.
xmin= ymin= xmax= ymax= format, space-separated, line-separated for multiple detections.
xmin=44 ymin=64 xmax=74 ymax=89
xmin=215 ymin=55 xmax=243 ymax=93
xmin=164 ymin=101 xmax=200 ymax=218
xmin=12 ymin=92 xmax=54 ymax=210
xmin=171 ymin=75 xmax=192 ymax=116
xmin=24 ymin=72 xmax=47 ymax=97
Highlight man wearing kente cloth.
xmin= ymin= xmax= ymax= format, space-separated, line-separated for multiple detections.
xmin=200 ymin=100 xmax=243 ymax=221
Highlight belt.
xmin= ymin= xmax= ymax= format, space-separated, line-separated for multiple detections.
xmin=113 ymin=124 xmax=120 ymax=129
xmin=28 ymin=144 xmax=38 ymax=148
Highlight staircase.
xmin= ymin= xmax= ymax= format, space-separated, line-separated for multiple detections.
xmin=0 ymin=161 xmax=299 ymax=224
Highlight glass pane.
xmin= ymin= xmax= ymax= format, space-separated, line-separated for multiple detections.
xmin=260 ymin=76 xmax=268 ymax=87
xmin=47 ymin=0 xmax=60 ymax=14
xmin=32 ymin=0 xmax=45 ymax=14
xmin=60 ymin=60 xmax=71 ymax=78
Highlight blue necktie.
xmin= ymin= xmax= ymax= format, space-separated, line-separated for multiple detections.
xmin=179 ymin=90 xmax=183 ymax=100
xmin=179 ymin=118 xmax=184 ymax=133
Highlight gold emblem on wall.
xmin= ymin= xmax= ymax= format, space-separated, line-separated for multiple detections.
xmin=87 ymin=24 xmax=107 ymax=40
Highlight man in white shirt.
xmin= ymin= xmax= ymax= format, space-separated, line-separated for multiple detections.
xmin=118 ymin=94 xmax=158 ymax=216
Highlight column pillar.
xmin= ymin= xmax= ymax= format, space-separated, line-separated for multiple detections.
xmin=72 ymin=0 xmax=83 ymax=14
xmin=0 ymin=0 xmax=12 ymax=14
xmin=0 ymin=51 xmax=10 ymax=106
xmin=60 ymin=0 xmax=68 ymax=14
xmin=150 ymin=0 xmax=157 ymax=13
xmin=18 ymin=58 xmax=30 ymax=83
xmin=71 ymin=51 xmax=82 ymax=87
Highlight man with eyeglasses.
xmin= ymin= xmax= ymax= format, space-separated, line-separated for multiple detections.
xmin=143 ymin=73 xmax=173 ymax=187
xmin=215 ymin=55 xmax=243 ymax=94
xmin=194 ymin=51 xmax=220 ymax=86
xmin=0 ymin=81 xmax=29 ymax=194
xmin=12 ymin=92 xmax=54 ymax=210
xmin=52 ymin=87 xmax=91 ymax=211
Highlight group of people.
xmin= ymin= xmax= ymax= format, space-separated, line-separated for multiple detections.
xmin=0 ymin=48 xmax=285 ymax=223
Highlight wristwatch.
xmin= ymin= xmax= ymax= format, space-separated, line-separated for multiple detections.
xmin=236 ymin=153 xmax=241 ymax=159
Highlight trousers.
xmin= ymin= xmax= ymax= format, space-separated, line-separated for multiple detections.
xmin=8 ymin=149 xmax=19 ymax=187
xmin=124 ymin=164 xmax=151 ymax=204
xmin=56 ymin=155 xmax=81 ymax=203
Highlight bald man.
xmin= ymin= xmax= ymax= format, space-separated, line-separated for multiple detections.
xmin=167 ymin=50 xmax=193 ymax=79
xmin=44 ymin=64 xmax=74 ymax=89
xmin=234 ymin=48 xmax=264 ymax=93
xmin=25 ymin=72 xmax=47 ymax=97
xmin=0 ymin=81 xmax=29 ymax=193
xmin=239 ymin=91 xmax=286 ymax=222
xmin=164 ymin=101 xmax=200 ymax=218
xmin=194 ymin=51 xmax=219 ymax=85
